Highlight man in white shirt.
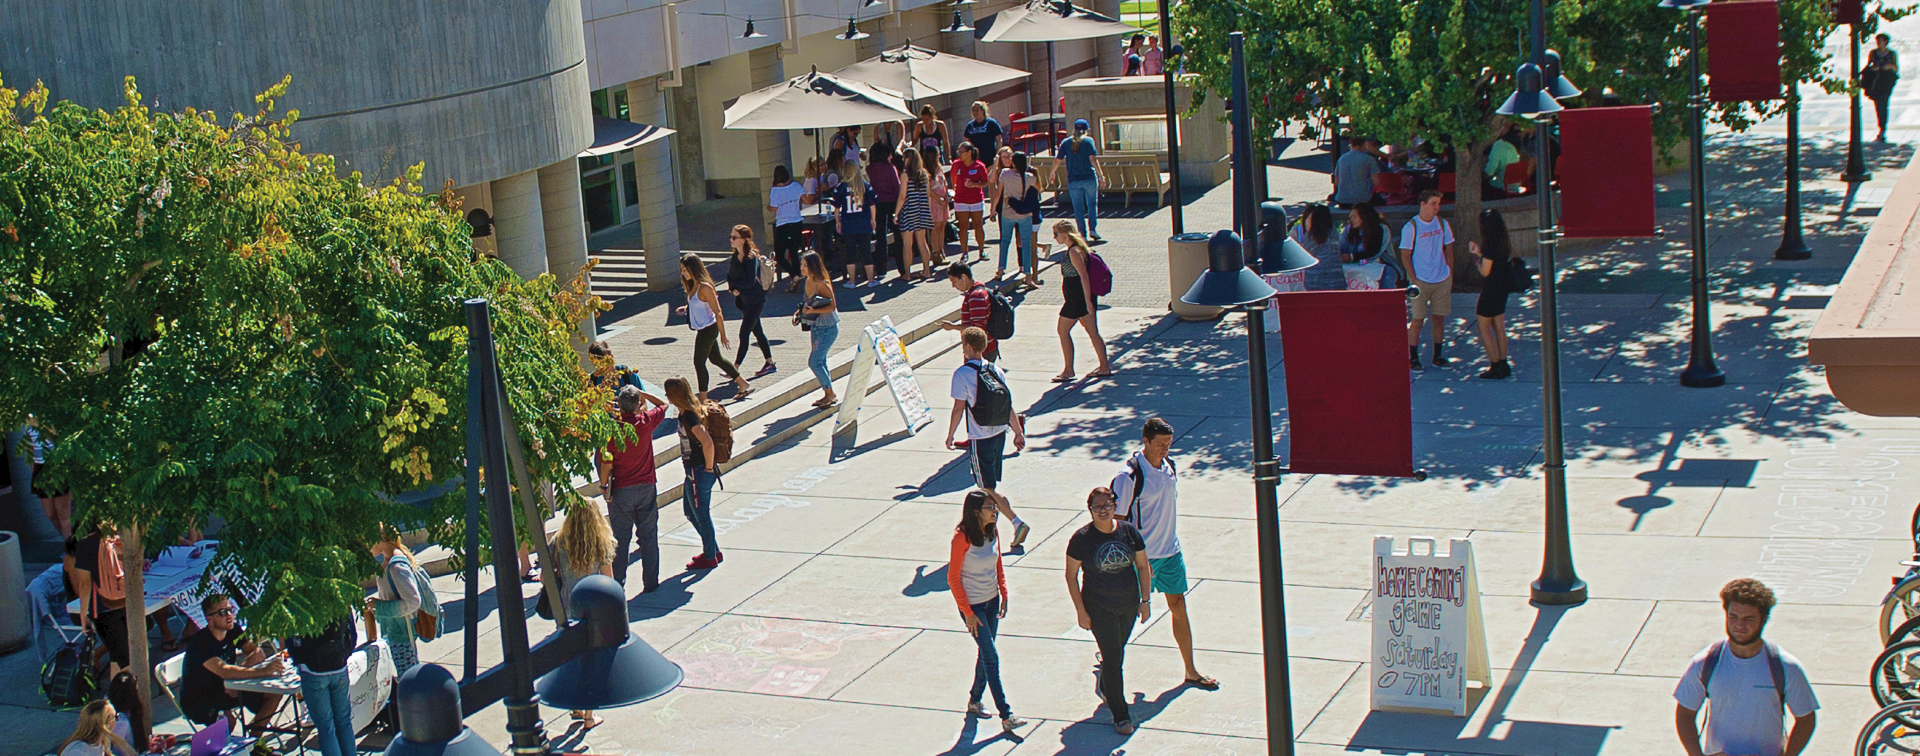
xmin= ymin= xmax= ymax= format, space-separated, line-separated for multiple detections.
xmin=1399 ymin=189 xmax=1455 ymax=370
xmin=1110 ymin=417 xmax=1216 ymax=690
xmin=946 ymin=327 xmax=1031 ymax=548
xmin=1674 ymin=578 xmax=1818 ymax=756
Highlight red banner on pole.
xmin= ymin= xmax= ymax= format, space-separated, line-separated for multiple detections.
xmin=1559 ymin=106 xmax=1657 ymax=238
xmin=1832 ymin=0 xmax=1863 ymax=25
xmin=1275 ymin=290 xmax=1413 ymax=478
xmin=1707 ymin=0 xmax=1784 ymax=103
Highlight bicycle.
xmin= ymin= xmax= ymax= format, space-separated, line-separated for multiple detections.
xmin=1858 ymin=700 xmax=1920 ymax=755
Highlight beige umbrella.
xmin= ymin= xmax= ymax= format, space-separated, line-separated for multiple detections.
xmin=972 ymin=0 xmax=1139 ymax=148
xmin=723 ymin=67 xmax=914 ymax=130
xmin=831 ymin=42 xmax=1031 ymax=102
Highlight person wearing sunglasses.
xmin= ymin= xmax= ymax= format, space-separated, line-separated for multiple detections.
xmin=180 ymin=594 xmax=284 ymax=735
xmin=1064 ymin=486 xmax=1152 ymax=735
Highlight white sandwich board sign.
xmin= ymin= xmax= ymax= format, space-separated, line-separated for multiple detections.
xmin=1370 ymin=536 xmax=1490 ymax=717
xmin=833 ymin=316 xmax=933 ymax=438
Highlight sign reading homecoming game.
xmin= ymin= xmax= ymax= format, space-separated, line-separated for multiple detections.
xmin=1370 ymin=536 xmax=1489 ymax=717
xmin=834 ymin=316 xmax=934 ymax=438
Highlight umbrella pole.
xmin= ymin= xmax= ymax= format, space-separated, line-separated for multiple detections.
xmin=1047 ymin=41 xmax=1058 ymax=154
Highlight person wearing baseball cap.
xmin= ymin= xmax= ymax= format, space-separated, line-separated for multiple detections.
xmin=1052 ymin=119 xmax=1105 ymax=241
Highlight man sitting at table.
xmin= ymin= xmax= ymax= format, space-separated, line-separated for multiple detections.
xmin=181 ymin=593 xmax=285 ymax=734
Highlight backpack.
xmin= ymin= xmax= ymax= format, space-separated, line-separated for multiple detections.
xmin=385 ymin=553 xmax=440 ymax=641
xmin=1007 ymin=176 xmax=1040 ymax=217
xmin=754 ymin=255 xmax=776 ymax=291
xmin=700 ymin=401 xmax=735 ymax=465
xmin=979 ymin=284 xmax=1017 ymax=341
xmin=965 ymin=360 xmax=1013 ymax=427
xmin=1083 ymin=249 xmax=1114 ymax=297
xmin=1699 ymin=639 xmax=1788 ymax=707
xmin=40 ymin=633 xmax=97 ymax=709
xmin=1507 ymin=258 xmax=1535 ymax=292
xmin=1121 ymin=454 xmax=1178 ymax=512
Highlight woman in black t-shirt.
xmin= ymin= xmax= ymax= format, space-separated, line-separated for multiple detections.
xmin=1064 ymin=486 xmax=1151 ymax=735
xmin=1471 ymin=208 xmax=1516 ymax=380
xmin=667 ymin=377 xmax=723 ymax=570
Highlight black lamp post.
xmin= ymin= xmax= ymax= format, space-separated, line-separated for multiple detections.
xmin=1158 ymin=0 xmax=1185 ymax=233
xmin=1661 ymin=0 xmax=1725 ymax=388
xmin=386 ymin=299 xmax=685 ymax=756
xmin=1845 ymin=20 xmax=1873 ymax=182
xmin=1775 ymin=90 xmax=1813 ymax=260
xmin=1496 ymin=0 xmax=1588 ymax=607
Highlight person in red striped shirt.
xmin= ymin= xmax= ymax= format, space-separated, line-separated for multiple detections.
xmin=938 ymin=262 xmax=998 ymax=362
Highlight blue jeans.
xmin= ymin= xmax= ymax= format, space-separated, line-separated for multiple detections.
xmin=298 ymin=669 xmax=355 ymax=756
xmin=684 ymin=467 xmax=720 ymax=559
xmin=967 ymin=597 xmax=1012 ymax=718
xmin=997 ymin=215 xmax=1035 ymax=273
xmin=1067 ymin=179 xmax=1099 ymax=237
xmin=809 ymin=316 xmax=839 ymax=392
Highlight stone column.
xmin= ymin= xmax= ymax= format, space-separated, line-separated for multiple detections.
xmin=669 ymin=67 xmax=708 ymax=204
xmin=537 ymin=159 xmax=596 ymax=345
xmin=626 ymin=77 xmax=684 ymax=292
xmin=750 ymin=45 xmax=790 ymax=236
xmin=490 ymin=169 xmax=548 ymax=280
xmin=1094 ymin=0 xmax=1124 ymax=78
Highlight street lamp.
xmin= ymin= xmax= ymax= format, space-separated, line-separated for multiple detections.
xmin=1157 ymin=0 xmax=1185 ymax=233
xmin=1845 ymin=17 xmax=1873 ymax=182
xmin=386 ymin=300 xmax=685 ymax=756
xmin=1498 ymin=0 xmax=1587 ymax=605
xmin=1660 ymin=0 xmax=1725 ymax=388
xmin=1775 ymin=89 xmax=1813 ymax=260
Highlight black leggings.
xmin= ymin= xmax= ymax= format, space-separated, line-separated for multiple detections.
xmin=775 ymin=223 xmax=806 ymax=278
xmin=735 ymin=295 xmax=771 ymax=364
xmin=873 ymin=203 xmax=903 ymax=275
xmin=1089 ymin=607 xmax=1137 ymax=723
xmin=692 ymin=324 xmax=742 ymax=393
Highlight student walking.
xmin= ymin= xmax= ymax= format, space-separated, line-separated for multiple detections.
xmin=1053 ymin=120 xmax=1105 ymax=240
xmin=665 ymin=377 xmax=724 ymax=570
xmin=895 ymin=147 xmax=936 ymax=281
xmin=287 ymin=616 xmax=358 ymax=756
xmin=1065 ymin=486 xmax=1152 ymax=735
xmin=947 ymin=490 xmax=1028 ymax=735
xmin=550 ymin=502 xmax=617 ymax=729
xmin=1111 ymin=417 xmax=1218 ymax=691
xmin=994 ymin=150 xmax=1041 ymax=287
xmin=1399 ymin=189 xmax=1455 ymax=370
xmin=598 ymin=384 xmax=669 ymax=592
xmin=794 ymin=251 xmax=840 ymax=408
xmin=768 ymin=166 xmax=808 ymax=292
xmin=939 ymin=262 xmax=1000 ymax=362
xmin=369 ymin=526 xmax=423 ymax=674
xmin=1674 ymin=579 xmax=1818 ymax=756
xmin=1051 ymin=221 xmax=1112 ymax=381
xmin=946 ymin=327 xmax=1032 ymax=549
xmin=834 ymin=160 xmax=880 ymax=288
xmin=677 ymin=253 xmax=755 ymax=403
xmin=951 ymin=143 xmax=992 ymax=263
xmin=1866 ymin=33 xmax=1900 ymax=141
xmin=724 ymin=225 xmax=776 ymax=376
xmin=1469 ymin=209 xmax=1516 ymax=380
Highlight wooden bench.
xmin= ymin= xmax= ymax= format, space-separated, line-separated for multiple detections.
xmin=1027 ymin=155 xmax=1172 ymax=207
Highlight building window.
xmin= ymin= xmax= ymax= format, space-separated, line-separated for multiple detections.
xmin=1101 ymin=116 xmax=1170 ymax=152
xmin=622 ymin=162 xmax=639 ymax=208
xmin=582 ymin=170 xmax=620 ymax=232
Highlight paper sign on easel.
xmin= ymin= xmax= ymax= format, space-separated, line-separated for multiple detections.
xmin=833 ymin=315 xmax=933 ymax=438
xmin=1261 ymin=271 xmax=1305 ymax=332
xmin=1369 ymin=536 xmax=1490 ymax=717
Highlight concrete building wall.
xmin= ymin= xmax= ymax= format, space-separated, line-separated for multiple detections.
xmin=0 ymin=0 xmax=592 ymax=189
xmin=697 ymin=54 xmax=761 ymax=191
xmin=626 ymin=78 xmax=685 ymax=290
xmin=491 ymin=170 xmax=550 ymax=280
xmin=751 ymin=46 xmax=791 ymax=235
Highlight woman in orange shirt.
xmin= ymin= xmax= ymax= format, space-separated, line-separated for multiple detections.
xmin=947 ymin=490 xmax=1027 ymax=735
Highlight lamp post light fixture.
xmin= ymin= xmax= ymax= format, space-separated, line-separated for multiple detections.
xmin=1159 ymin=0 xmax=1185 ymax=233
xmin=1497 ymin=0 xmax=1587 ymax=606
xmin=1660 ymin=0 xmax=1725 ymax=388
xmin=942 ymin=10 xmax=973 ymax=33
xmin=742 ymin=19 xmax=768 ymax=39
xmin=837 ymin=18 xmax=872 ymax=41
xmin=1775 ymin=90 xmax=1813 ymax=260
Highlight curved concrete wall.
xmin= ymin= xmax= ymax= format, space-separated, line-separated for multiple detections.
xmin=0 ymin=0 xmax=592 ymax=188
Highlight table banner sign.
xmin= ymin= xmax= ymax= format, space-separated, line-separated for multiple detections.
xmin=834 ymin=315 xmax=934 ymax=438
xmin=1370 ymin=536 xmax=1489 ymax=717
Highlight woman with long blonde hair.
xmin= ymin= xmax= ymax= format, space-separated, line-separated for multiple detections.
xmin=369 ymin=524 xmax=423 ymax=674
xmin=550 ymin=502 xmax=616 ymax=728
xmin=893 ymin=147 xmax=936 ymax=281
xmin=677 ymin=253 xmax=754 ymax=403
xmin=835 ymin=160 xmax=879 ymax=287
xmin=665 ymin=377 xmax=723 ymax=569
xmin=1049 ymin=220 xmax=1112 ymax=381
xmin=58 ymin=700 xmax=134 ymax=756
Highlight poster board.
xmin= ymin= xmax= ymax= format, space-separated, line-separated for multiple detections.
xmin=1370 ymin=536 xmax=1490 ymax=717
xmin=1261 ymin=271 xmax=1306 ymax=333
xmin=833 ymin=316 xmax=934 ymax=437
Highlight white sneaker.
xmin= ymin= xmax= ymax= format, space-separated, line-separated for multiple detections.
xmin=966 ymin=701 xmax=988 ymax=718
xmin=842 ymin=280 xmax=860 ymax=289
xmin=1001 ymin=715 xmax=1027 ymax=733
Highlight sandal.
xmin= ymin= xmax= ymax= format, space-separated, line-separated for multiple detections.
xmin=1185 ymin=675 xmax=1221 ymax=691
xmin=1051 ymin=373 xmax=1076 ymax=383
xmin=1088 ymin=369 xmax=1114 ymax=379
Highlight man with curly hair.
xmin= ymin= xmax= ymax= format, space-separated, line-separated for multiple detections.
xmin=1674 ymin=578 xmax=1818 ymax=756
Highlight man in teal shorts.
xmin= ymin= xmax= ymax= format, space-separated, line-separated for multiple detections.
xmin=1111 ymin=417 xmax=1218 ymax=690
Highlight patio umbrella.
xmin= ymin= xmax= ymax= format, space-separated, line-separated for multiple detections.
xmin=973 ymin=0 xmax=1138 ymax=151
xmin=831 ymin=42 xmax=1031 ymax=102
xmin=722 ymin=66 xmax=913 ymax=130
xmin=577 ymin=116 xmax=675 ymax=157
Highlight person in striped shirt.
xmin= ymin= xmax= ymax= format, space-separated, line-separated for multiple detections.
xmin=939 ymin=262 xmax=998 ymax=361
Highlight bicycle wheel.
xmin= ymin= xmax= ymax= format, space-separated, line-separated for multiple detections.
xmin=1858 ymin=700 xmax=1920 ymax=756
xmin=1892 ymin=615 xmax=1920 ymax=649
xmin=1884 ymin=579 xmax=1920 ymax=645
xmin=1876 ymin=641 xmax=1920 ymax=714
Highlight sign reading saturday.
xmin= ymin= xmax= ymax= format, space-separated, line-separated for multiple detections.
xmin=1370 ymin=536 xmax=1490 ymax=717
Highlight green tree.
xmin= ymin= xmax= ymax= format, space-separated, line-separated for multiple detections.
xmin=1174 ymin=0 xmax=1896 ymax=265
xmin=0 ymin=76 xmax=619 ymax=643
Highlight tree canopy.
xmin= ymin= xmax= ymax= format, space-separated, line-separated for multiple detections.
xmin=0 ymin=76 xmax=618 ymax=637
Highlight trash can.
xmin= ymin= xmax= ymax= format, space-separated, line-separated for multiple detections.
xmin=1168 ymin=233 xmax=1223 ymax=321
xmin=0 ymin=530 xmax=26 ymax=653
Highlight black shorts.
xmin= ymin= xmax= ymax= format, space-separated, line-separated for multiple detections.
xmin=969 ymin=431 xmax=1007 ymax=490
xmin=843 ymin=233 xmax=873 ymax=266
xmin=1476 ymin=288 xmax=1510 ymax=318
xmin=184 ymin=689 xmax=272 ymax=726
xmin=1060 ymin=276 xmax=1097 ymax=320
xmin=94 ymin=607 xmax=131 ymax=668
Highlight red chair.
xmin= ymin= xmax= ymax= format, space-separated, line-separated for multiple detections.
xmin=1372 ymin=173 xmax=1410 ymax=205
xmin=1502 ymin=160 xmax=1534 ymax=195
xmin=1437 ymin=172 xmax=1457 ymax=197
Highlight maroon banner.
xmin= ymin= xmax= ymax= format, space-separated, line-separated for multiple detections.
xmin=1559 ymin=106 xmax=1658 ymax=238
xmin=1275 ymin=290 xmax=1413 ymax=478
xmin=1707 ymin=0 xmax=1784 ymax=102
xmin=1832 ymin=0 xmax=1863 ymax=24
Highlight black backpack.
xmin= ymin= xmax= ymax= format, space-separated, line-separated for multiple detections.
xmin=41 ymin=633 xmax=97 ymax=709
xmin=980 ymin=285 xmax=1017 ymax=341
xmin=1508 ymin=258 xmax=1536 ymax=292
xmin=966 ymin=361 xmax=1013 ymax=426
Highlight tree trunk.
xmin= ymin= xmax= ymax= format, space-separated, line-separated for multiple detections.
xmin=1450 ymin=139 xmax=1495 ymax=291
xmin=120 ymin=527 xmax=152 ymax=745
